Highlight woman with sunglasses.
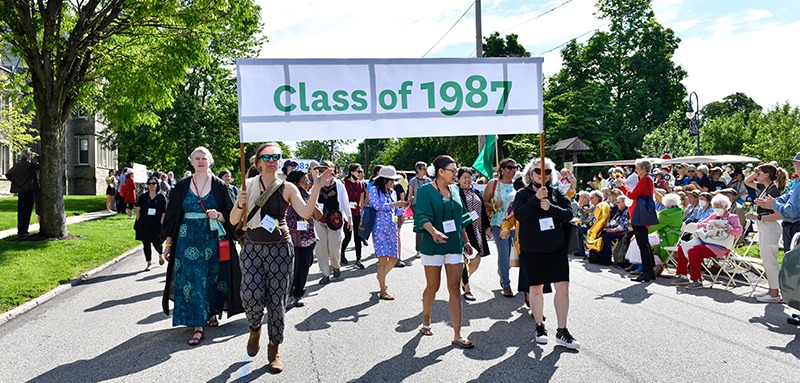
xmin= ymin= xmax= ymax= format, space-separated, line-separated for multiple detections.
xmin=341 ymin=163 xmax=367 ymax=269
xmin=416 ymin=155 xmax=475 ymax=348
xmin=484 ymin=158 xmax=519 ymax=298
xmin=230 ymin=142 xmax=333 ymax=373
xmin=134 ymin=176 xmax=167 ymax=270
xmin=160 ymin=147 xmax=243 ymax=346
xmin=513 ymin=157 xmax=579 ymax=350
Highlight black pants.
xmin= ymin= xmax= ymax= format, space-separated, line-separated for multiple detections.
xmin=17 ymin=191 xmax=36 ymax=235
xmin=142 ymin=240 xmax=163 ymax=262
xmin=341 ymin=214 xmax=362 ymax=261
xmin=783 ymin=221 xmax=800 ymax=252
xmin=633 ymin=225 xmax=655 ymax=277
xmin=292 ymin=244 xmax=316 ymax=299
xmin=115 ymin=193 xmax=126 ymax=213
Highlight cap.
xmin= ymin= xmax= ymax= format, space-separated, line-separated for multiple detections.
xmin=719 ymin=188 xmax=737 ymax=197
xmin=314 ymin=160 xmax=335 ymax=171
xmin=376 ymin=165 xmax=402 ymax=180
xmin=746 ymin=163 xmax=754 ymax=168
xmin=415 ymin=161 xmax=427 ymax=169
xmin=788 ymin=153 xmax=800 ymax=162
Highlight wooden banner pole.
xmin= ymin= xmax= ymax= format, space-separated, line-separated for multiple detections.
xmin=239 ymin=143 xmax=247 ymax=224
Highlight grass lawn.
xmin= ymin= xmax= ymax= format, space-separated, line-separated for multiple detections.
xmin=734 ymin=243 xmax=786 ymax=266
xmin=0 ymin=195 xmax=107 ymax=231
xmin=0 ymin=214 xmax=139 ymax=313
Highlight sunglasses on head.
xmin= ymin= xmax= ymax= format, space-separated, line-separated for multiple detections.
xmin=260 ymin=153 xmax=282 ymax=162
xmin=533 ymin=168 xmax=552 ymax=175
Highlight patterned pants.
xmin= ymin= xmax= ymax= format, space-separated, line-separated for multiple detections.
xmin=239 ymin=241 xmax=294 ymax=345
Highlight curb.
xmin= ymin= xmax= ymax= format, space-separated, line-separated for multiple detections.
xmin=0 ymin=244 xmax=144 ymax=327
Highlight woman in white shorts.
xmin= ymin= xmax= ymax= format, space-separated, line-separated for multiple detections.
xmin=414 ymin=155 xmax=475 ymax=349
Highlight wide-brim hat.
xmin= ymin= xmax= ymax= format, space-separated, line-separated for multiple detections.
xmin=377 ymin=165 xmax=402 ymax=180
xmin=719 ymin=188 xmax=738 ymax=197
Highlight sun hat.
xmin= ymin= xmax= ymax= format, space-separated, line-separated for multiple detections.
xmin=376 ymin=165 xmax=401 ymax=180
xmin=787 ymin=153 xmax=800 ymax=162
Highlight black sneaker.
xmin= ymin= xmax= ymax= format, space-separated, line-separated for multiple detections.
xmin=333 ymin=268 xmax=341 ymax=278
xmin=341 ymin=256 xmax=349 ymax=265
xmin=355 ymin=261 xmax=365 ymax=270
xmin=534 ymin=323 xmax=548 ymax=344
xmin=319 ymin=276 xmax=330 ymax=285
xmin=394 ymin=261 xmax=405 ymax=268
xmin=555 ymin=328 xmax=580 ymax=350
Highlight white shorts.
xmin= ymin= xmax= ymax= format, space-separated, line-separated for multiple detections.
xmin=421 ymin=253 xmax=463 ymax=267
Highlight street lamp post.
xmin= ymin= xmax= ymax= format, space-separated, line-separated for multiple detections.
xmin=686 ymin=91 xmax=701 ymax=155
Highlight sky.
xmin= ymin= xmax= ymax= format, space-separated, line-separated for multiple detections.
xmin=253 ymin=0 xmax=800 ymax=153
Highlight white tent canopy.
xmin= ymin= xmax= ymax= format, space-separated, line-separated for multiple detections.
xmin=572 ymin=154 xmax=761 ymax=168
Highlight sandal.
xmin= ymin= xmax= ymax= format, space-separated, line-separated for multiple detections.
xmin=451 ymin=338 xmax=474 ymax=349
xmin=463 ymin=291 xmax=476 ymax=301
xmin=419 ymin=325 xmax=433 ymax=336
xmin=188 ymin=329 xmax=204 ymax=346
xmin=379 ymin=291 xmax=395 ymax=301
xmin=207 ymin=316 xmax=219 ymax=327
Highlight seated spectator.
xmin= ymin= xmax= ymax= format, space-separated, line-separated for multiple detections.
xmin=686 ymin=165 xmax=700 ymax=185
xmin=654 ymin=170 xmax=671 ymax=193
xmin=654 ymin=189 xmax=667 ymax=212
xmin=585 ymin=191 xmax=610 ymax=254
xmin=726 ymin=169 xmax=748 ymax=202
xmin=695 ymin=192 xmax=714 ymax=222
xmin=674 ymin=163 xmax=691 ymax=187
xmin=592 ymin=196 xmax=629 ymax=265
xmin=660 ymin=166 xmax=673 ymax=183
xmin=572 ymin=191 xmax=592 ymax=257
xmin=683 ymin=190 xmax=701 ymax=223
xmin=672 ymin=194 xmax=743 ymax=289
xmin=709 ymin=167 xmax=726 ymax=191
xmin=691 ymin=165 xmax=712 ymax=192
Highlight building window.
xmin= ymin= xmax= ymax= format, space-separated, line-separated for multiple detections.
xmin=78 ymin=138 xmax=89 ymax=165
xmin=0 ymin=143 xmax=10 ymax=176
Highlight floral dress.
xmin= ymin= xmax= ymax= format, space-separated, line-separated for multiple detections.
xmin=172 ymin=190 xmax=229 ymax=327
xmin=369 ymin=185 xmax=403 ymax=258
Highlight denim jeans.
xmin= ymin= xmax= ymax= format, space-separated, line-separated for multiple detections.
xmin=576 ymin=225 xmax=589 ymax=256
xmin=492 ymin=226 xmax=514 ymax=288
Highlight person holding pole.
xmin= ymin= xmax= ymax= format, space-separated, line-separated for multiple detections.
xmin=415 ymin=155 xmax=475 ymax=349
xmin=512 ymin=157 xmax=580 ymax=350
xmin=230 ymin=142 xmax=333 ymax=373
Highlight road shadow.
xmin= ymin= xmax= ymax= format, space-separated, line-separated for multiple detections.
xmin=25 ymin=323 xmax=246 ymax=383
xmin=137 ymin=311 xmax=170 ymax=325
xmin=295 ymin=294 xmax=380 ymax=331
xmin=136 ymin=273 xmax=166 ymax=282
xmin=78 ymin=270 xmax=142 ymax=285
xmin=595 ymin=282 xmax=653 ymax=304
xmin=395 ymin=290 xmax=522 ymax=335
xmin=84 ymin=290 xmax=162 ymax=312
xmin=346 ymin=333 xmax=452 ymax=383
xmin=749 ymin=304 xmax=800 ymax=358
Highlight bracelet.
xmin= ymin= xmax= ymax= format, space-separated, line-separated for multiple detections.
xmin=165 ymin=243 xmax=172 ymax=247
xmin=236 ymin=203 xmax=242 ymax=209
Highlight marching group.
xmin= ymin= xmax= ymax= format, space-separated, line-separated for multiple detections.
xmin=117 ymin=142 xmax=800 ymax=374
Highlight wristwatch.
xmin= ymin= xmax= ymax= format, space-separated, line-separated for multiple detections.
xmin=757 ymin=215 xmax=762 ymax=221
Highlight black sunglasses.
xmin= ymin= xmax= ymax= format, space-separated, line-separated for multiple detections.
xmin=355 ymin=170 xmax=363 ymax=174
xmin=533 ymin=168 xmax=552 ymax=175
xmin=504 ymin=165 xmax=519 ymax=170
xmin=260 ymin=153 xmax=282 ymax=162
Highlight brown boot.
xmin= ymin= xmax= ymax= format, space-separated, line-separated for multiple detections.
xmin=246 ymin=327 xmax=261 ymax=357
xmin=267 ymin=342 xmax=284 ymax=373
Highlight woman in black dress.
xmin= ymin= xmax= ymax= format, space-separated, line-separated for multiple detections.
xmin=457 ymin=167 xmax=491 ymax=301
xmin=134 ymin=176 xmax=167 ymax=270
xmin=512 ymin=157 xmax=580 ymax=350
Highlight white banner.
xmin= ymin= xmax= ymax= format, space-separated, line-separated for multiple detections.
xmin=236 ymin=58 xmax=543 ymax=142
xmin=132 ymin=163 xmax=148 ymax=183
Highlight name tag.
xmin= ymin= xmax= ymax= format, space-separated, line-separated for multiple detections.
xmin=442 ymin=219 xmax=457 ymax=233
xmin=297 ymin=220 xmax=309 ymax=231
xmin=393 ymin=215 xmax=398 ymax=223
xmin=349 ymin=201 xmax=357 ymax=210
xmin=539 ymin=217 xmax=555 ymax=231
xmin=260 ymin=213 xmax=279 ymax=233
xmin=147 ymin=208 xmax=156 ymax=216
xmin=469 ymin=210 xmax=479 ymax=221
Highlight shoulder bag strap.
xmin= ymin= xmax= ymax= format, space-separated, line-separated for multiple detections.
xmin=247 ymin=178 xmax=284 ymax=223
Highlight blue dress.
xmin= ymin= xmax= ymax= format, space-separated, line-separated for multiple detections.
xmin=172 ymin=190 xmax=229 ymax=327
xmin=369 ymin=185 xmax=402 ymax=258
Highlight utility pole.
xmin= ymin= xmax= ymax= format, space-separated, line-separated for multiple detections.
xmin=475 ymin=0 xmax=486 ymax=152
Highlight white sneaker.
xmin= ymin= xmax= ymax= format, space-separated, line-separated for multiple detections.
xmin=555 ymin=328 xmax=580 ymax=350
xmin=534 ymin=323 xmax=548 ymax=344
xmin=756 ymin=294 xmax=782 ymax=303
xmin=415 ymin=251 xmax=421 ymax=259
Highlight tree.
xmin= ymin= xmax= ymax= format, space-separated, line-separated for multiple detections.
xmin=0 ymin=68 xmax=36 ymax=151
xmin=483 ymin=32 xmax=530 ymax=58
xmin=744 ymin=103 xmax=800 ymax=169
xmin=701 ymin=92 xmax=762 ymax=123
xmin=295 ymin=140 xmax=354 ymax=163
xmin=543 ymin=0 xmax=687 ymax=161
xmin=0 ymin=0 xmax=262 ymax=237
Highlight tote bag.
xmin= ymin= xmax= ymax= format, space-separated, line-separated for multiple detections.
xmin=632 ymin=196 xmax=659 ymax=226
xmin=358 ymin=206 xmax=376 ymax=240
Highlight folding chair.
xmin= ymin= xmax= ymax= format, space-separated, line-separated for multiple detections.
xmin=724 ymin=220 xmax=767 ymax=296
xmin=663 ymin=223 xmax=697 ymax=273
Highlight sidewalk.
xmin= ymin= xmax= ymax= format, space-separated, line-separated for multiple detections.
xmin=0 ymin=210 xmax=117 ymax=239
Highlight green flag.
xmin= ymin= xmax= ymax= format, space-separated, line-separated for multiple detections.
xmin=471 ymin=135 xmax=497 ymax=179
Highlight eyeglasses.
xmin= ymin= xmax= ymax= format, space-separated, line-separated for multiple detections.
xmin=442 ymin=168 xmax=457 ymax=173
xmin=260 ymin=153 xmax=282 ymax=162
xmin=533 ymin=168 xmax=553 ymax=175
xmin=147 ymin=182 xmax=158 ymax=185
xmin=504 ymin=165 xmax=519 ymax=170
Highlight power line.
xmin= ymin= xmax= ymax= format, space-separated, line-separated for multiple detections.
xmin=537 ymin=22 xmax=609 ymax=55
xmin=499 ymin=0 xmax=575 ymax=34
xmin=422 ymin=1 xmax=475 ymax=58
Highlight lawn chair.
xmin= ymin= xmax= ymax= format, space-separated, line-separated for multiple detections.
xmin=724 ymin=220 xmax=767 ymax=296
xmin=662 ymin=223 xmax=697 ymax=273
xmin=703 ymin=220 xmax=763 ymax=294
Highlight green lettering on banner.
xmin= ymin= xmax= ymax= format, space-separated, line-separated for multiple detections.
xmin=439 ymin=81 xmax=463 ymax=116
xmin=298 ymin=82 xmax=310 ymax=111
xmin=274 ymin=85 xmax=296 ymax=112
xmin=465 ymin=75 xmax=488 ymax=108
xmin=420 ymin=82 xmax=436 ymax=109
xmin=311 ymin=90 xmax=332 ymax=111
xmin=490 ymin=81 xmax=512 ymax=114
xmin=379 ymin=89 xmax=397 ymax=110
xmin=332 ymin=90 xmax=350 ymax=111
xmin=399 ymin=81 xmax=413 ymax=109
xmin=351 ymin=90 xmax=368 ymax=111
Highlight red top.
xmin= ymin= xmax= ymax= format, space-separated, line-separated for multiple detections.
xmin=343 ymin=178 xmax=366 ymax=216
xmin=620 ymin=175 xmax=654 ymax=221
xmin=122 ymin=174 xmax=137 ymax=204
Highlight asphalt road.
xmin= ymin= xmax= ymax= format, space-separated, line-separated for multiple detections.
xmin=2 ymin=221 xmax=799 ymax=383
